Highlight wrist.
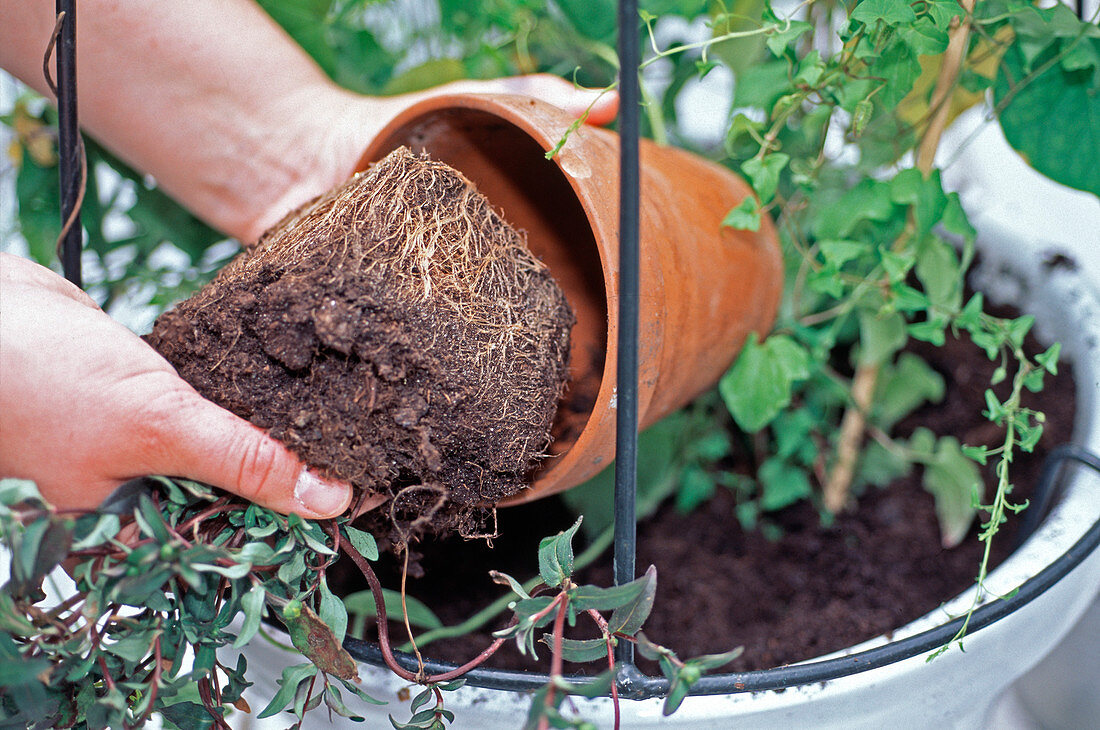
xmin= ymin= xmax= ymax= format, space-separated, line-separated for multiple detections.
xmin=236 ymin=88 xmax=399 ymax=244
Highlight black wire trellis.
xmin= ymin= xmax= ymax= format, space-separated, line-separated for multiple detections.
xmin=54 ymin=0 xmax=83 ymax=288
xmin=50 ymin=0 xmax=1100 ymax=707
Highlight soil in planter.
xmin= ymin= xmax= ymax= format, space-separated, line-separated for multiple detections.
xmin=145 ymin=148 xmax=574 ymax=538
xmin=338 ymin=316 xmax=1075 ymax=672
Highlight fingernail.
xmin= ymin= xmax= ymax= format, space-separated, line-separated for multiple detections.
xmin=294 ymin=469 xmax=352 ymax=518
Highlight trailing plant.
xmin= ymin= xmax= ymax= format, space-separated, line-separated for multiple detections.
xmin=0 ymin=480 xmax=735 ymax=728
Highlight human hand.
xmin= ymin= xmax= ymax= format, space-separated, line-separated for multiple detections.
xmin=0 ymin=253 xmax=355 ymax=518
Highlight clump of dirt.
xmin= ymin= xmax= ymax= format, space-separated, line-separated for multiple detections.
xmin=146 ymin=148 xmax=574 ymax=537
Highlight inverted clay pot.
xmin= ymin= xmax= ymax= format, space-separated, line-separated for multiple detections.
xmin=355 ymin=94 xmax=783 ymax=503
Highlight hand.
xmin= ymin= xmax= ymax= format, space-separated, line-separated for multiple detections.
xmin=0 ymin=253 xmax=354 ymax=518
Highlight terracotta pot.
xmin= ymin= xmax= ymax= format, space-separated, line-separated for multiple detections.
xmin=356 ymin=94 xmax=782 ymax=503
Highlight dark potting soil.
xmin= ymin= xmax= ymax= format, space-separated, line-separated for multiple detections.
xmin=145 ymin=148 xmax=574 ymax=538
xmin=338 ymin=320 xmax=1075 ymax=673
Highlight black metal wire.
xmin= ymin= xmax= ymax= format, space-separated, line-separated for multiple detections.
xmin=612 ymin=0 xmax=642 ymax=673
xmin=56 ymin=0 xmax=82 ymax=287
xmin=347 ymin=445 xmax=1100 ymax=698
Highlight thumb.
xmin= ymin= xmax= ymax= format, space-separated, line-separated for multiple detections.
xmin=142 ymin=391 xmax=353 ymax=519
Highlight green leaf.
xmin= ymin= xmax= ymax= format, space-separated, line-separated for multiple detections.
xmin=690 ymin=646 xmax=745 ymax=671
xmin=818 ymin=239 xmax=867 ymax=269
xmin=257 ymin=662 xmax=318 ymax=719
xmin=741 ymin=153 xmax=789 ymax=204
xmin=875 ymin=352 xmax=945 ymax=430
xmin=922 ymin=435 xmax=982 ymax=548
xmin=539 ymin=636 xmax=610 ymax=663
xmin=318 ymin=574 xmax=348 ymax=645
xmin=897 ymin=17 xmax=950 ymax=56
xmin=995 ymin=38 xmax=1100 ymax=197
xmin=858 ymin=310 xmax=907 ymax=366
xmin=342 ymin=526 xmax=379 ymax=561
xmin=793 ymin=50 xmax=826 ymax=86
xmin=1036 ymin=343 xmax=1061 ymax=375
xmin=851 ymin=0 xmax=918 ymax=26
xmin=721 ymin=196 xmax=761 ymax=231
xmin=908 ymin=317 xmax=947 ymax=345
xmin=675 ymin=465 xmax=717 ymax=513
xmin=557 ymin=0 xmax=616 ymax=40
xmin=915 ymin=236 xmax=962 ymax=310
xmin=732 ymin=60 xmax=791 ymax=110
xmin=720 ymin=333 xmax=812 ymax=431
xmin=232 ymin=585 xmax=266 ymax=649
xmin=876 ymin=38 xmax=923 ymax=107
xmin=607 ymin=565 xmax=658 ymax=636
xmin=812 ymin=178 xmax=894 ymax=239
xmin=758 ymin=457 xmax=813 ymax=511
xmin=569 ymin=568 xmax=654 ymax=613
xmin=72 ymin=513 xmax=121 ymax=550
xmin=538 ymin=517 xmax=583 ymax=588
xmin=342 ymin=589 xmax=443 ymax=631
xmin=0 ymin=479 xmax=44 ymax=508
xmin=926 ymin=0 xmax=964 ymax=29
xmin=765 ymin=19 xmax=812 ymax=56
xmin=962 ymin=444 xmax=989 ymax=465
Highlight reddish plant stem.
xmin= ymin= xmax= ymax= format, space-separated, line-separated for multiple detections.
xmin=338 ymin=539 xmax=515 ymax=684
xmin=539 ymin=595 xmax=571 ymax=730
xmin=97 ymin=656 xmax=116 ymax=693
xmin=586 ymin=609 xmax=621 ymax=730
xmin=136 ymin=633 xmax=164 ymax=726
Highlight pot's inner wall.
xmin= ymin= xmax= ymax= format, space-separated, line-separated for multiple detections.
xmin=365 ymin=109 xmax=608 ymax=463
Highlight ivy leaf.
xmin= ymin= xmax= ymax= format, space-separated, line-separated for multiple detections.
xmin=538 ymin=517 xmax=582 ymax=588
xmin=741 ymin=153 xmax=790 ymax=204
xmin=920 ymin=434 xmax=982 ymax=548
xmin=925 ymin=0 xmax=964 ymax=29
xmin=876 ymin=38 xmax=923 ymax=107
xmin=897 ymin=17 xmax=950 ymax=57
xmin=765 ymin=19 xmax=812 ymax=56
xmin=720 ymin=333 xmax=812 ymax=432
xmin=758 ymin=456 xmax=813 ymax=511
xmin=812 ymin=178 xmax=894 ymax=239
xmin=557 ymin=0 xmax=616 ymax=41
xmin=1036 ymin=343 xmax=1061 ymax=375
xmin=875 ymin=352 xmax=945 ymax=431
xmin=721 ymin=196 xmax=762 ymax=231
xmin=995 ymin=38 xmax=1100 ymax=197
xmin=850 ymin=0 xmax=918 ymax=27
xmin=857 ymin=310 xmax=907 ymax=366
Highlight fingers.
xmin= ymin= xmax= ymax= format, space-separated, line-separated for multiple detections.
xmin=0 ymin=253 xmax=100 ymax=309
xmin=140 ymin=390 xmax=353 ymax=519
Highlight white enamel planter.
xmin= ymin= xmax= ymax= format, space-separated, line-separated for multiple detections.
xmin=234 ymin=109 xmax=1100 ymax=729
